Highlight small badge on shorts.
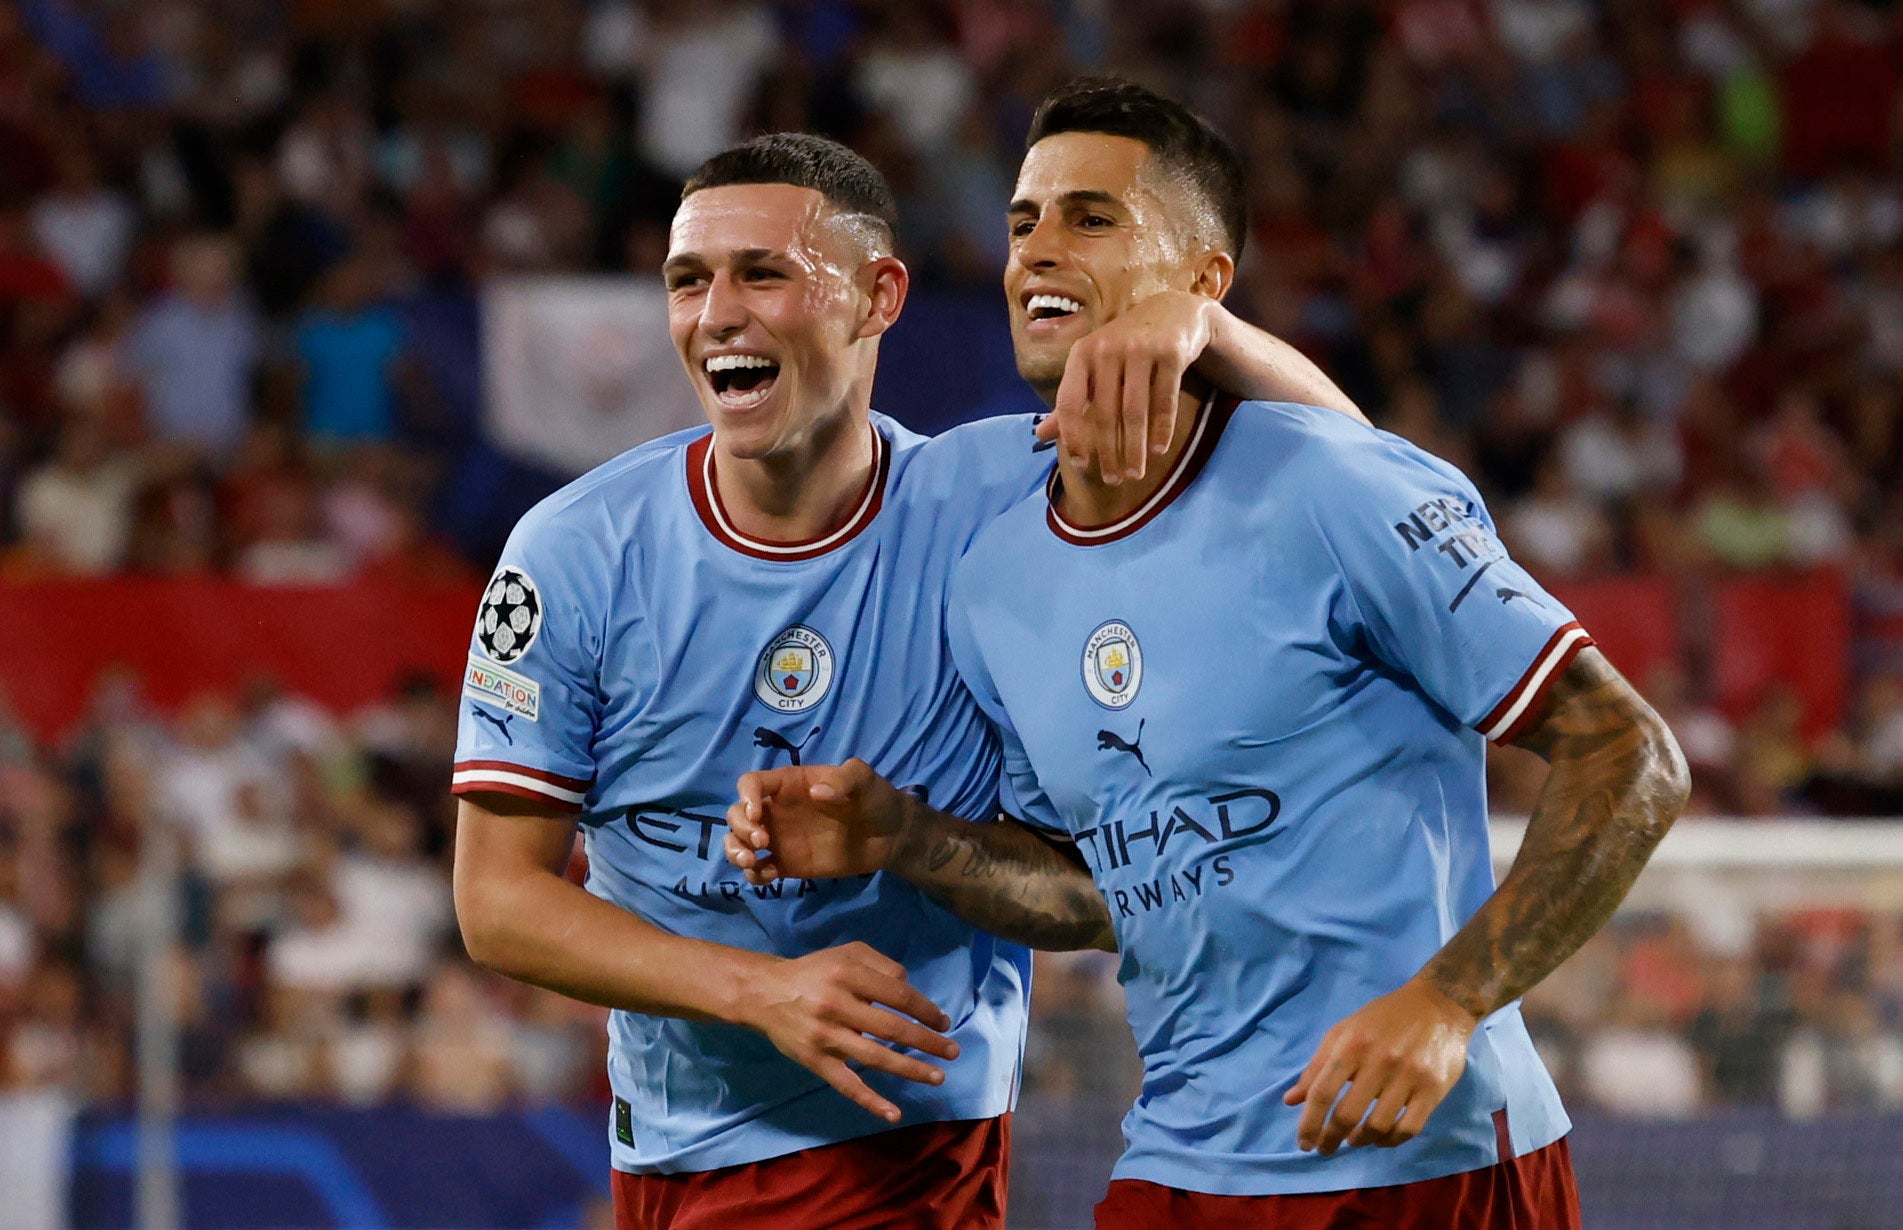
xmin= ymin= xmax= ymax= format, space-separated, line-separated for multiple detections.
xmin=754 ymin=625 xmax=835 ymax=713
xmin=1082 ymin=620 xmax=1142 ymax=710
xmin=615 ymin=1096 xmax=635 ymax=1146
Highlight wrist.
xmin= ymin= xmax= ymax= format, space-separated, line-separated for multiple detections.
xmin=1191 ymin=295 xmax=1228 ymax=366
xmin=884 ymin=788 xmax=937 ymax=878
xmin=1410 ymin=972 xmax=1488 ymax=1027
xmin=713 ymin=947 xmax=785 ymax=1029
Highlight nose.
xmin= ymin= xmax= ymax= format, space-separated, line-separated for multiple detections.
xmin=1012 ymin=210 xmax=1065 ymax=273
xmin=699 ymin=270 xmax=748 ymax=340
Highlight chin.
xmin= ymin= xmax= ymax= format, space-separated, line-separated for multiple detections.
xmin=1015 ymin=357 xmax=1066 ymax=399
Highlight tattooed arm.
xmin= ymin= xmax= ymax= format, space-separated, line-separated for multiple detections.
xmin=727 ymin=759 xmax=1116 ymax=952
xmin=1419 ymin=648 xmax=1690 ymax=1015
xmin=1286 ymin=647 xmax=1690 ymax=1155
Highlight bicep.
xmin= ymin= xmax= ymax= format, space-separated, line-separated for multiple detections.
xmin=454 ymin=793 xmax=580 ymax=890
xmin=1503 ymin=646 xmax=1667 ymax=765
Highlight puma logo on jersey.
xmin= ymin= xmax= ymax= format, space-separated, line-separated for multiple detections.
xmin=470 ymin=705 xmax=515 ymax=745
xmin=754 ymin=726 xmax=821 ymax=766
xmin=1097 ymin=719 xmax=1151 ymax=776
xmin=1497 ymin=587 xmax=1530 ymax=604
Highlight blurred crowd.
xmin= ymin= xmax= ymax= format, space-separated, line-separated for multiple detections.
xmin=1027 ymin=895 xmax=1903 ymax=1123
xmin=0 ymin=670 xmax=609 ymax=1114
xmin=1 ymin=0 xmax=1902 ymax=1123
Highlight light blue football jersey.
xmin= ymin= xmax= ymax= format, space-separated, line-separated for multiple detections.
xmin=453 ymin=413 xmax=1043 ymax=1174
xmin=947 ymin=396 xmax=1588 ymax=1196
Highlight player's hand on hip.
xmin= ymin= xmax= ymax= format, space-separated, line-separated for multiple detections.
xmin=739 ymin=941 xmax=959 ymax=1123
xmin=1033 ymin=290 xmax=1214 ymax=485
xmin=1284 ymin=978 xmax=1479 ymax=1156
xmin=726 ymin=759 xmax=908 ymax=883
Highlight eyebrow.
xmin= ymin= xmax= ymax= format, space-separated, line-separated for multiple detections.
xmin=1007 ymin=189 xmax=1125 ymax=216
xmin=662 ymin=247 xmax=783 ymax=275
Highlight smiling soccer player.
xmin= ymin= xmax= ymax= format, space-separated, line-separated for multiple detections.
xmin=728 ymin=79 xmax=1690 ymax=1230
xmin=451 ymin=128 xmax=1371 ymax=1230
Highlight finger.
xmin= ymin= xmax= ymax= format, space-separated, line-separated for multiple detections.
xmin=724 ymin=833 xmax=779 ymax=881
xmin=812 ymin=1056 xmax=902 ymax=1123
xmin=726 ymin=800 xmax=770 ymax=851
xmin=1033 ymin=412 xmax=1058 ymax=443
xmin=1092 ymin=354 xmax=1125 ymax=486
xmin=1149 ymin=350 xmax=1184 ymax=457
xmin=1053 ymin=348 xmax=1094 ymax=472
xmin=843 ymin=1003 xmax=960 ymax=1064
xmin=1295 ymin=1055 xmax=1352 ymax=1151
xmin=809 ymin=763 xmax=860 ymax=804
xmin=1117 ymin=352 xmax=1154 ymax=481
xmin=834 ymin=1029 xmax=947 ymax=1087
xmin=1284 ymin=1037 xmax=1332 ymax=1106
xmin=850 ymin=965 xmax=953 ymax=1034
xmin=1348 ymin=1081 xmax=1413 ymax=1148
xmin=1316 ymin=1069 xmax=1386 ymax=1156
xmin=1389 ymin=1096 xmax=1438 ymax=1144
xmin=737 ymin=772 xmax=772 ymax=824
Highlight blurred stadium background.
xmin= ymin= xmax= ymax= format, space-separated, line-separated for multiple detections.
xmin=0 ymin=0 xmax=1898 ymax=1226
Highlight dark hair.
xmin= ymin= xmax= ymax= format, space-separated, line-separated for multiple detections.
xmin=1026 ymin=77 xmax=1246 ymax=261
xmin=682 ymin=133 xmax=899 ymax=252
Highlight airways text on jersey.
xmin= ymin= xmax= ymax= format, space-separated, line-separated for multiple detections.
xmin=1076 ymin=784 xmax=1283 ymax=920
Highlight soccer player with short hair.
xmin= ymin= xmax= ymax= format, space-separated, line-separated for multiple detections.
xmin=727 ymin=80 xmax=1691 ymax=1228
xmin=451 ymin=131 xmax=1366 ymax=1229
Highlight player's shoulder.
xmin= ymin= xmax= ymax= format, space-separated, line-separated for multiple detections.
xmin=882 ymin=412 xmax=1052 ymax=548
xmin=949 ymin=464 xmax=1054 ymax=598
xmin=506 ymin=424 xmax=708 ymax=563
xmin=902 ymin=409 xmax=1050 ymax=477
xmin=1225 ymin=399 xmax=1480 ymax=504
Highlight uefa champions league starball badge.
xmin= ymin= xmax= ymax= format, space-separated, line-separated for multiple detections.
xmin=1082 ymin=620 xmax=1142 ymax=709
xmin=476 ymin=567 xmax=544 ymax=665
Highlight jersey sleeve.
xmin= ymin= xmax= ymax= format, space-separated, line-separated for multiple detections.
xmin=945 ymin=572 xmax=1070 ymax=838
xmin=452 ymin=511 xmax=606 ymax=813
xmin=1312 ymin=438 xmax=1594 ymax=744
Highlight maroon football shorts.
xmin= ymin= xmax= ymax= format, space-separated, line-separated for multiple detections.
xmin=612 ymin=1113 xmax=1010 ymax=1230
xmin=1094 ymin=1135 xmax=1581 ymax=1229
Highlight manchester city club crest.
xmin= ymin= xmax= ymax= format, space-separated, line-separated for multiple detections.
xmin=1082 ymin=619 xmax=1143 ymax=709
xmin=754 ymin=625 xmax=836 ymax=713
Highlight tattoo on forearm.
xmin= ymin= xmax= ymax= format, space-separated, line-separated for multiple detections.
xmin=900 ymin=813 xmax=1115 ymax=952
xmin=1419 ymin=649 xmax=1690 ymax=1019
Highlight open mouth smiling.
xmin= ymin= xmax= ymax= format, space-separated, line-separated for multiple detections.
xmin=1025 ymin=293 xmax=1084 ymax=323
xmin=705 ymin=353 xmax=781 ymax=409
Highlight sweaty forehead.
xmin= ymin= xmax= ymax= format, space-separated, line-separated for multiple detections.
xmin=1013 ymin=132 xmax=1155 ymax=206
xmin=668 ymin=183 xmax=838 ymax=262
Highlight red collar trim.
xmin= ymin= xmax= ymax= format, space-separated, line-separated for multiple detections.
xmin=1046 ymin=395 xmax=1239 ymax=546
xmin=686 ymin=426 xmax=889 ymax=561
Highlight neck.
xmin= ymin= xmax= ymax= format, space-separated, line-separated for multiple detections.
xmin=711 ymin=409 xmax=877 ymax=544
xmin=1055 ymin=378 xmax=1211 ymax=527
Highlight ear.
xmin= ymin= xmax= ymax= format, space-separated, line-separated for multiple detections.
xmin=1189 ymin=249 xmax=1235 ymax=303
xmin=853 ymin=255 xmax=910 ymax=341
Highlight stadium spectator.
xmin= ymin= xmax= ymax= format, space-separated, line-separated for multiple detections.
xmin=126 ymin=234 xmax=258 ymax=459
xmin=10 ymin=416 xmax=140 ymax=575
